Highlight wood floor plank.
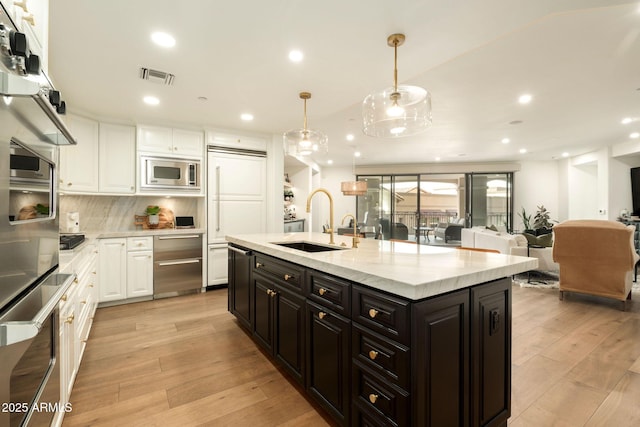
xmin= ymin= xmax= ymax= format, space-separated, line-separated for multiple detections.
xmin=63 ymin=286 xmax=640 ymax=426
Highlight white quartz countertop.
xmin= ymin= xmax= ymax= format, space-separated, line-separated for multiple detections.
xmin=95 ymin=228 xmax=205 ymax=239
xmin=226 ymin=232 xmax=538 ymax=300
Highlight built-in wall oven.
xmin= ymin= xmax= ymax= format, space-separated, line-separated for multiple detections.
xmin=0 ymin=3 xmax=76 ymax=426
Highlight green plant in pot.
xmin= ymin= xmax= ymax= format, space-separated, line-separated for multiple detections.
xmin=518 ymin=207 xmax=533 ymax=233
xmin=146 ymin=205 xmax=160 ymax=225
xmin=35 ymin=203 xmax=49 ymax=216
xmin=532 ymin=205 xmax=556 ymax=236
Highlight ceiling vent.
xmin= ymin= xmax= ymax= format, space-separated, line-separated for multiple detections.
xmin=139 ymin=67 xmax=175 ymax=85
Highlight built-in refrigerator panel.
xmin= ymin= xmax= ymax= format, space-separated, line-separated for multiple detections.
xmin=207 ymin=146 xmax=266 ymax=286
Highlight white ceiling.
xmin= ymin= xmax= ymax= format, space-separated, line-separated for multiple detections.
xmin=48 ymin=1 xmax=640 ymax=166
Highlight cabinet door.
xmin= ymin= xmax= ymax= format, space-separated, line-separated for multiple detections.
xmin=137 ymin=125 xmax=173 ymax=154
xmin=253 ymin=276 xmax=274 ymax=353
xmin=228 ymin=246 xmax=252 ymax=329
xmin=208 ymin=244 xmax=228 ymax=286
xmin=99 ymin=123 xmax=136 ymax=193
xmin=306 ymin=300 xmax=351 ymax=425
xmin=126 ymin=250 xmax=153 ymax=298
xmin=172 ymin=129 xmax=203 ymax=157
xmin=59 ymin=115 xmax=99 ymax=192
xmin=274 ymin=284 xmax=305 ymax=384
xmin=412 ymin=289 xmax=469 ymax=427
xmin=470 ymin=278 xmax=511 ymax=427
xmin=98 ymin=239 xmax=127 ymax=302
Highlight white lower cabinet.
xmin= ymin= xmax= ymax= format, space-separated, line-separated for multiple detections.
xmin=208 ymin=243 xmax=228 ymax=286
xmin=98 ymin=238 xmax=127 ymax=302
xmin=99 ymin=237 xmax=153 ymax=302
xmin=126 ymin=237 xmax=153 ymax=298
xmin=56 ymin=242 xmax=99 ymax=427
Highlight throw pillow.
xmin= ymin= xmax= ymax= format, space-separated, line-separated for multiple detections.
xmin=522 ymin=232 xmax=553 ymax=247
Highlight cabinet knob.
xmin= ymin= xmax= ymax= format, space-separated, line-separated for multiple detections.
xmin=61 ymin=294 xmax=67 ymax=301
xmin=22 ymin=13 xmax=35 ymax=26
xmin=368 ymin=308 xmax=379 ymax=318
xmin=73 ymin=278 xmax=79 ymax=284
xmin=318 ymin=288 xmax=327 ymax=296
xmin=80 ymin=300 xmax=87 ymax=304
xmin=318 ymin=312 xmax=327 ymax=320
xmin=89 ymin=284 xmax=94 ymax=288
xmin=284 ymin=274 xmax=292 ymax=281
xmin=369 ymin=394 xmax=379 ymax=404
xmin=256 ymin=262 xmax=263 ymax=268
xmin=67 ymin=182 xmax=72 ymax=186
xmin=368 ymin=350 xmax=379 ymax=360
xmin=65 ymin=314 xmax=75 ymax=324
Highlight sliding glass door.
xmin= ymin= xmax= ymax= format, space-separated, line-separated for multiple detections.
xmin=465 ymin=173 xmax=513 ymax=232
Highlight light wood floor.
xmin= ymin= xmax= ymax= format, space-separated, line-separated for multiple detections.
xmin=62 ymin=285 xmax=640 ymax=426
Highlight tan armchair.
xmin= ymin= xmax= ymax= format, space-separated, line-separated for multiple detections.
xmin=552 ymin=219 xmax=639 ymax=310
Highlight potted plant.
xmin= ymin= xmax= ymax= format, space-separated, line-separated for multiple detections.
xmin=35 ymin=203 xmax=49 ymax=216
xmin=146 ymin=205 xmax=160 ymax=225
xmin=532 ymin=205 xmax=556 ymax=235
xmin=518 ymin=207 xmax=533 ymax=233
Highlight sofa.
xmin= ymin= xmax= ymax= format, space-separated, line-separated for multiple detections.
xmin=461 ymin=227 xmax=559 ymax=272
xmin=434 ymin=218 xmax=465 ymax=242
xmin=553 ymin=219 xmax=639 ymax=309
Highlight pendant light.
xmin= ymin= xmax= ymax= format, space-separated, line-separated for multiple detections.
xmin=283 ymin=92 xmax=328 ymax=156
xmin=362 ymin=33 xmax=432 ymax=138
xmin=341 ymin=152 xmax=367 ymax=196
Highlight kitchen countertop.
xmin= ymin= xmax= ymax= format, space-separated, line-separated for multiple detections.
xmin=226 ymin=232 xmax=538 ymax=300
xmin=95 ymin=228 xmax=205 ymax=238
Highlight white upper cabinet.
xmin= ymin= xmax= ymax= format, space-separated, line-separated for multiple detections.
xmin=59 ymin=115 xmax=99 ymax=193
xmin=98 ymin=123 xmax=135 ymax=193
xmin=207 ymin=131 xmax=267 ymax=151
xmin=137 ymin=125 xmax=203 ymax=158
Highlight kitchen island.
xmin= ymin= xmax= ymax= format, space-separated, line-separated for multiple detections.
xmin=226 ymin=232 xmax=537 ymax=427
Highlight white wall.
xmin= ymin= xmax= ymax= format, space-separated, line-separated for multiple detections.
xmin=513 ymin=161 xmax=560 ymax=229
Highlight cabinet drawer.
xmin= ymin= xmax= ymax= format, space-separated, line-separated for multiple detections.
xmin=352 ymin=364 xmax=409 ymax=427
xmin=254 ymin=254 xmax=303 ymax=291
xmin=352 ymin=323 xmax=410 ymax=389
xmin=307 ymin=271 xmax=350 ymax=316
xmin=352 ymin=285 xmax=411 ymax=345
xmin=127 ymin=236 xmax=153 ymax=251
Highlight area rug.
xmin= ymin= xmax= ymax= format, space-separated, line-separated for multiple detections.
xmin=514 ymin=273 xmax=640 ymax=291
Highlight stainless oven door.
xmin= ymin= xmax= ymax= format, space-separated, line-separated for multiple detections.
xmin=0 ymin=273 xmax=73 ymax=427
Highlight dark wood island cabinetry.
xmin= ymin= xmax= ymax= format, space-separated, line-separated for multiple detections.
xmin=228 ymin=240 xmax=517 ymax=427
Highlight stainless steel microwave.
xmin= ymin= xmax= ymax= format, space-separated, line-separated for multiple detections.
xmin=140 ymin=156 xmax=201 ymax=190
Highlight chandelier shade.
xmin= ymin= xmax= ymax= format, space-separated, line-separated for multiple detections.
xmin=283 ymin=92 xmax=328 ymax=156
xmin=341 ymin=180 xmax=367 ymax=196
xmin=362 ymin=33 xmax=432 ymax=138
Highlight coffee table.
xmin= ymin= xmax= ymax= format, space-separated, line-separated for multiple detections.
xmin=414 ymin=226 xmax=434 ymax=242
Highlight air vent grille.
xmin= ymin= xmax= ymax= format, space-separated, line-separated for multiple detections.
xmin=139 ymin=67 xmax=175 ymax=85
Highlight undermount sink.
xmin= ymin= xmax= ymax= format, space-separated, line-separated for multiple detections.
xmin=272 ymin=241 xmax=345 ymax=253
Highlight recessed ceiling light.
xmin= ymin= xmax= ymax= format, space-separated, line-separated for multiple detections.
xmin=354 ymin=151 xmax=361 ymax=157
xmin=622 ymin=117 xmax=634 ymax=125
xmin=435 ymin=157 xmax=441 ymax=161
xmin=631 ymin=132 xmax=640 ymax=139
xmin=346 ymin=134 xmax=355 ymax=141
xmin=519 ymin=148 xmax=527 ymax=154
xmin=240 ymin=113 xmax=254 ymax=121
xmin=501 ymin=138 xmax=510 ymax=144
xmin=143 ymin=96 xmax=159 ymax=105
xmin=288 ymin=50 xmax=303 ymax=62
xmin=562 ymin=152 xmax=569 ymax=157
xmin=327 ymin=160 xmax=333 ymax=165
xmin=518 ymin=94 xmax=533 ymax=104
xmin=151 ymin=32 xmax=176 ymax=48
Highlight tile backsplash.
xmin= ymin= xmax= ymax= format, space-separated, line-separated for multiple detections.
xmin=59 ymin=195 xmax=203 ymax=233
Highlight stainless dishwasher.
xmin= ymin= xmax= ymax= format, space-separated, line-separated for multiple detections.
xmin=153 ymin=234 xmax=203 ymax=298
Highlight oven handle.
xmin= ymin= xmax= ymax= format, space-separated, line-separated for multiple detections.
xmin=157 ymin=259 xmax=201 ymax=267
xmin=0 ymin=273 xmax=75 ymax=347
xmin=32 ymin=91 xmax=78 ymax=145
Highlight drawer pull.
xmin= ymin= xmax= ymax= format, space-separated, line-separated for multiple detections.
xmin=369 ymin=394 xmax=379 ymax=404
xmin=368 ymin=308 xmax=379 ymax=318
xmin=256 ymin=262 xmax=263 ymax=268
xmin=80 ymin=300 xmax=87 ymax=304
xmin=266 ymin=289 xmax=272 ymax=296
xmin=318 ymin=312 xmax=327 ymax=320
xmin=284 ymin=274 xmax=292 ymax=281
xmin=318 ymin=288 xmax=327 ymax=296
xmin=368 ymin=350 xmax=379 ymax=360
